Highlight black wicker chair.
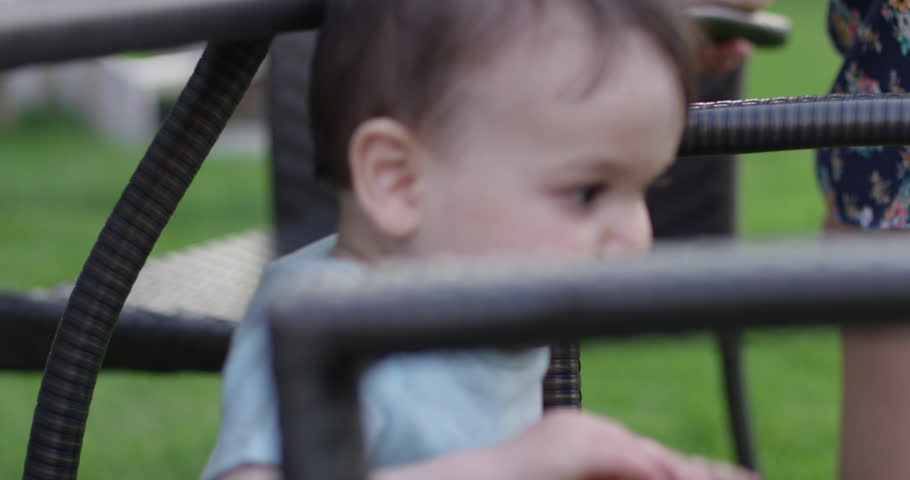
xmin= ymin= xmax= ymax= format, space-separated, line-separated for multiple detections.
xmin=16 ymin=3 xmax=910 ymax=480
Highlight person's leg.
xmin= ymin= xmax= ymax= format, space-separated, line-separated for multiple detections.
xmin=825 ymin=218 xmax=910 ymax=480
xmin=816 ymin=2 xmax=910 ymax=477
xmin=840 ymin=316 xmax=910 ymax=480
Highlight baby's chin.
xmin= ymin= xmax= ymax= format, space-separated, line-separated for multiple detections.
xmin=414 ymin=247 xmax=605 ymax=263
xmin=458 ymin=244 xmax=651 ymax=261
xmin=405 ymin=237 xmax=652 ymax=262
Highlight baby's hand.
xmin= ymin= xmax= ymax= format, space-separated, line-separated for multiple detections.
xmin=375 ymin=409 xmax=758 ymax=480
xmin=495 ymin=408 xmax=759 ymax=480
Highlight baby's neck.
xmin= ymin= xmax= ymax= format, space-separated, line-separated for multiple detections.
xmin=329 ymin=234 xmax=378 ymax=263
xmin=330 ymin=197 xmax=405 ymax=264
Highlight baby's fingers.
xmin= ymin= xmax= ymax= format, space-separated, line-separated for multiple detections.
xmin=675 ymin=456 xmax=759 ymax=480
xmin=580 ymin=430 xmax=690 ymax=480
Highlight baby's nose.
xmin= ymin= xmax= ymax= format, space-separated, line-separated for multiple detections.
xmin=598 ymin=233 xmax=652 ymax=258
xmin=596 ymin=204 xmax=653 ymax=258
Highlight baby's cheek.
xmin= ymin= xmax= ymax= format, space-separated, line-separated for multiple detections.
xmin=448 ymin=199 xmax=592 ymax=257
xmin=530 ymin=237 xmax=597 ymax=259
xmin=497 ymin=220 xmax=595 ymax=259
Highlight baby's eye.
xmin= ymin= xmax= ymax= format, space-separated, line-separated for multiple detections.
xmin=568 ymin=184 xmax=606 ymax=208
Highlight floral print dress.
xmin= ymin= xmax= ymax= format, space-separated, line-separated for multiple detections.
xmin=818 ymin=0 xmax=910 ymax=228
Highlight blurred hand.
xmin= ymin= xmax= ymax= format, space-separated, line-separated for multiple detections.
xmin=688 ymin=0 xmax=774 ymax=75
xmin=697 ymin=37 xmax=755 ymax=76
xmin=378 ymin=409 xmax=760 ymax=480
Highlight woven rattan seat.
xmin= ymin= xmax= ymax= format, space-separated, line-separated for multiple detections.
xmin=0 ymin=230 xmax=273 ymax=372
xmin=36 ymin=229 xmax=273 ymax=322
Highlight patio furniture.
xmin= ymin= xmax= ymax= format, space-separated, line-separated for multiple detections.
xmin=23 ymin=3 xmax=910 ymax=480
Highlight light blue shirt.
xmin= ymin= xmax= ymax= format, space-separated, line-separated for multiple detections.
xmin=201 ymin=236 xmax=550 ymax=479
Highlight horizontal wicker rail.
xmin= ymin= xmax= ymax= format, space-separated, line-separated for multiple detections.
xmin=0 ymin=0 xmax=321 ymax=69
xmin=269 ymin=236 xmax=910 ymax=351
xmin=680 ymin=94 xmax=910 ymax=156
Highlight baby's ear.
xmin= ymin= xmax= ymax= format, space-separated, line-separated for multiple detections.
xmin=348 ymin=118 xmax=424 ymax=239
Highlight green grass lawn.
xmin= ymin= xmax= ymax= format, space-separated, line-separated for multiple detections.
xmin=0 ymin=109 xmax=268 ymax=478
xmin=0 ymin=2 xmax=848 ymax=478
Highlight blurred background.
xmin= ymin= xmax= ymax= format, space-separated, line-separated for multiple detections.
xmin=0 ymin=2 xmax=841 ymax=479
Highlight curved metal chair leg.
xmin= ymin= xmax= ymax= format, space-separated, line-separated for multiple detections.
xmin=717 ymin=330 xmax=759 ymax=470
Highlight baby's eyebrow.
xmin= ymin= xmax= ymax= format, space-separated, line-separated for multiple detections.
xmin=556 ymin=153 xmax=674 ymax=187
xmin=541 ymin=156 xmax=622 ymax=185
xmin=540 ymin=157 xmax=614 ymax=183
xmin=561 ymin=155 xmax=621 ymax=173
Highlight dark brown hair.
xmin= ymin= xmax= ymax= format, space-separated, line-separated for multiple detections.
xmin=310 ymin=0 xmax=697 ymax=189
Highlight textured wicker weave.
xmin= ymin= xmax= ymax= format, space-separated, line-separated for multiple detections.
xmin=681 ymin=93 xmax=910 ymax=156
xmin=544 ymin=342 xmax=581 ymax=408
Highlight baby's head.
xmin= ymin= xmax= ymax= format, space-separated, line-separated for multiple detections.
xmin=311 ymin=0 xmax=696 ymax=261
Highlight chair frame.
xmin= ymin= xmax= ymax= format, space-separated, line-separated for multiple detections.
xmin=5 ymin=2 xmax=907 ymax=480
xmin=270 ymin=235 xmax=910 ymax=479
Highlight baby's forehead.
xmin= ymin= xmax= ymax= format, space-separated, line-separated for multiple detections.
xmin=424 ymin=27 xmax=685 ymax=186
xmin=435 ymin=26 xmax=681 ymax=138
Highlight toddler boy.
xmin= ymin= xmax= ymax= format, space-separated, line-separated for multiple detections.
xmin=203 ymin=1 xmax=755 ymax=479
